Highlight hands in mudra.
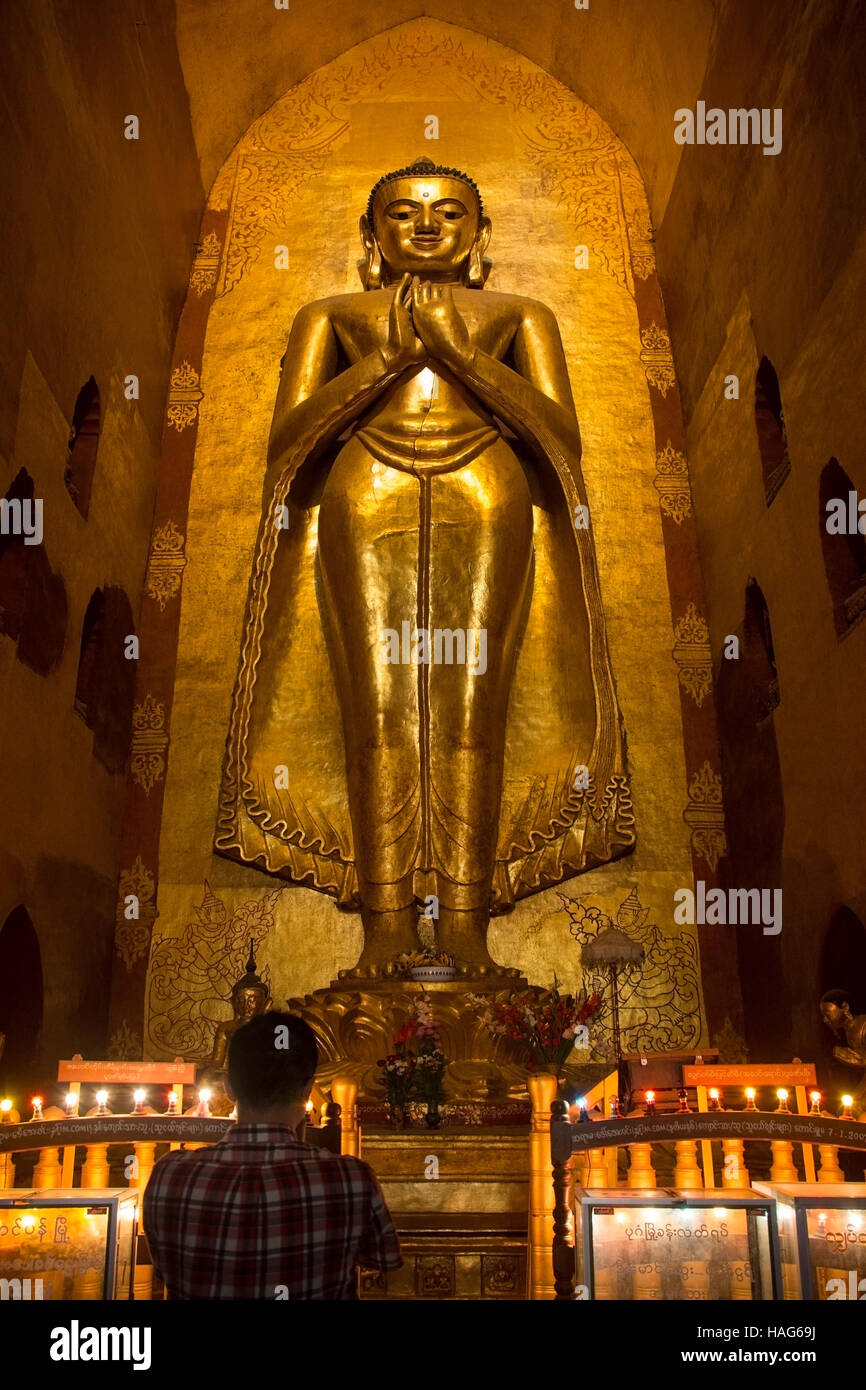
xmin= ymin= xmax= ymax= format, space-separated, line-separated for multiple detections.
xmin=381 ymin=273 xmax=473 ymax=375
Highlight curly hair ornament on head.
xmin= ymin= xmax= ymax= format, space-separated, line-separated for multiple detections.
xmin=366 ymin=156 xmax=484 ymax=222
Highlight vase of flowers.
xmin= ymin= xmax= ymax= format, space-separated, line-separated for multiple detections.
xmin=376 ymin=994 xmax=447 ymax=1127
xmin=413 ymin=994 xmax=447 ymax=1127
xmin=377 ymin=1023 xmax=416 ymax=1127
xmin=395 ymin=948 xmax=457 ymax=982
xmin=467 ymin=985 xmax=601 ymax=1081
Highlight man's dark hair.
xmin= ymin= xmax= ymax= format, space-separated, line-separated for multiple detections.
xmin=227 ymin=1012 xmax=318 ymax=1108
xmin=821 ymin=989 xmax=855 ymax=1011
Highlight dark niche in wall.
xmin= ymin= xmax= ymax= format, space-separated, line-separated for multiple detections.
xmin=64 ymin=377 xmax=101 ymax=519
xmin=0 ymin=468 xmax=67 ymax=675
xmin=754 ymin=357 xmax=791 ymax=508
xmin=819 ymin=457 xmax=866 ymax=639
xmin=0 ymin=905 xmax=43 ymax=1093
xmin=73 ymin=587 xmax=137 ymax=773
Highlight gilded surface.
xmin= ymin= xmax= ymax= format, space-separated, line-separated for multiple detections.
xmin=166 ymin=361 xmax=203 ymax=433
xmin=115 ymin=856 xmax=157 ymax=971
xmin=653 ymin=441 xmax=693 ymax=525
xmin=146 ymin=20 xmax=704 ymax=1053
xmin=130 ymin=694 xmax=167 ymax=795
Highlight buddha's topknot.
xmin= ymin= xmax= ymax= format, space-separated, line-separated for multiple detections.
xmin=366 ymin=157 xmax=484 ymax=222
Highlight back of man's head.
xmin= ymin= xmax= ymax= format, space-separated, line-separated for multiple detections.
xmin=227 ymin=1012 xmax=318 ymax=1109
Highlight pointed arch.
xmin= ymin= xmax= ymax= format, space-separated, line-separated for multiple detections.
xmin=64 ymin=376 xmax=101 ymax=518
xmin=754 ymin=356 xmax=791 ymax=506
xmin=819 ymin=457 xmax=866 ymax=638
xmin=0 ymin=906 xmax=43 ymax=1086
xmin=74 ymin=587 xmax=137 ymax=772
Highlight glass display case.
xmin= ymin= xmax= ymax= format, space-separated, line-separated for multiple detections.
xmin=573 ymin=1188 xmax=780 ymax=1301
xmin=753 ymin=1183 xmax=866 ymax=1301
xmin=0 ymin=1189 xmax=138 ymax=1300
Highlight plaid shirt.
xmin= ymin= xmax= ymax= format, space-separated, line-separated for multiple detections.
xmin=142 ymin=1124 xmax=401 ymax=1299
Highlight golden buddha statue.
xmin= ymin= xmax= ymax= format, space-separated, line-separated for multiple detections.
xmin=820 ymin=990 xmax=866 ymax=1068
xmin=216 ymin=158 xmax=634 ymax=975
xmin=210 ymin=943 xmax=271 ymax=1069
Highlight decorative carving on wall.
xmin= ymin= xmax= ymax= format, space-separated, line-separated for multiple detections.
xmin=640 ymin=324 xmax=676 ymax=396
xmin=107 ymin=1020 xmax=143 ymax=1062
xmin=115 ymin=856 xmax=158 ymax=970
xmin=672 ymin=603 xmax=712 ymax=708
xmin=711 ymin=1016 xmax=749 ymax=1063
xmin=146 ymin=881 xmax=280 ymax=1059
xmin=145 ymin=521 xmax=187 ymax=610
xmin=561 ymin=887 xmax=702 ymax=1054
xmin=415 ymin=1255 xmax=455 ymax=1297
xmin=482 ymin=1254 xmax=521 ymax=1295
xmin=189 ymin=231 xmax=223 ymax=296
xmin=653 ymin=441 xmax=692 ymax=524
xmin=683 ymin=762 xmax=728 ymax=872
xmin=166 ymin=362 xmax=203 ymax=432
xmin=130 ymin=694 xmax=168 ymax=795
xmin=210 ymin=24 xmax=655 ymax=300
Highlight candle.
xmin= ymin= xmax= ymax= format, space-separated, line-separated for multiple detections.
xmin=744 ymin=1087 xmax=757 ymax=1111
xmin=30 ymin=1096 xmax=44 ymax=1121
xmin=165 ymin=1091 xmax=179 ymax=1115
xmin=0 ymin=1099 xmax=12 ymax=1123
xmin=645 ymin=1089 xmax=656 ymax=1116
xmin=577 ymin=1096 xmax=589 ymax=1122
xmin=95 ymin=1090 xmax=109 ymax=1115
xmin=677 ymin=1087 xmax=691 ymax=1114
xmin=65 ymin=1092 xmax=77 ymax=1117
xmin=841 ymin=1094 xmax=854 ymax=1119
xmin=196 ymin=1088 xmax=212 ymax=1117
xmin=708 ymin=1088 xmax=721 ymax=1111
xmin=809 ymin=1090 xmax=822 ymax=1115
xmin=132 ymin=1089 xmax=147 ymax=1114
xmin=776 ymin=1088 xmax=790 ymax=1113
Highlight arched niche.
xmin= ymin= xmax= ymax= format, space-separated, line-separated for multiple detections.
xmin=64 ymin=377 xmax=101 ymax=518
xmin=74 ymin=587 xmax=137 ymax=772
xmin=819 ymin=457 xmax=866 ymax=638
xmin=717 ymin=579 xmax=788 ymax=1058
xmin=0 ymin=905 xmax=44 ymax=1089
xmin=754 ymin=356 xmax=791 ymax=507
xmin=0 ymin=467 xmax=67 ymax=675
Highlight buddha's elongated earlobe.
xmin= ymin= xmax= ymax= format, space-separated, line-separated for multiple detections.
xmin=359 ymin=214 xmax=383 ymax=290
xmin=466 ymin=216 xmax=493 ymax=288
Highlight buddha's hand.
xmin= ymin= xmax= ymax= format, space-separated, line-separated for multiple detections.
xmin=379 ymin=273 xmax=426 ymax=374
xmin=410 ymin=280 xmax=474 ymax=371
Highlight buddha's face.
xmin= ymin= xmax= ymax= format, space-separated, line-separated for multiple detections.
xmin=821 ymin=1000 xmax=851 ymax=1031
xmin=371 ymin=175 xmax=483 ymax=280
xmin=234 ymin=986 xmax=268 ymax=1021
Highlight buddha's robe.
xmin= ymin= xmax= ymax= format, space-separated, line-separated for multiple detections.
xmin=215 ymin=288 xmax=635 ymax=915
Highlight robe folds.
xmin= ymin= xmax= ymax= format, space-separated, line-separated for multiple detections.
xmin=215 ymin=346 xmax=635 ymax=913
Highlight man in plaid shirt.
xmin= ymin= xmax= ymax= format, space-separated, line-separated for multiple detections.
xmin=143 ymin=1012 xmax=401 ymax=1298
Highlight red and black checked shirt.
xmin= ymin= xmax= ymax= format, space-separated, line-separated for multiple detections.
xmin=142 ymin=1124 xmax=402 ymax=1299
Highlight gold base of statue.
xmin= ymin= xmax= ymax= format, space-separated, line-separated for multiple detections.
xmin=285 ymin=975 xmax=594 ymax=1102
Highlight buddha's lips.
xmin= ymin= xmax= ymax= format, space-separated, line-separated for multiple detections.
xmin=410 ymin=237 xmax=441 ymax=247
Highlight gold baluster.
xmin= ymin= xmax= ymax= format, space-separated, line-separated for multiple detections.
xmin=133 ymin=1265 xmax=154 ymax=1302
xmin=587 ymin=1142 xmax=608 ymax=1188
xmin=528 ymin=1072 xmax=559 ymax=1300
xmin=721 ymin=1137 xmax=750 ymax=1188
xmin=817 ymin=1144 xmax=844 ymax=1182
xmin=674 ymin=1140 xmax=703 ymax=1189
xmin=82 ymin=1143 xmax=110 ymax=1187
xmin=331 ymin=1077 xmax=359 ymax=1157
xmin=33 ymin=1146 xmax=63 ymax=1187
xmin=770 ymin=1139 xmax=798 ymax=1182
xmin=132 ymin=1141 xmax=157 ymax=1191
xmin=627 ymin=1142 xmax=656 ymax=1189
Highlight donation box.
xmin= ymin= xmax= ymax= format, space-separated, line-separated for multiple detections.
xmin=754 ymin=1182 xmax=866 ymax=1301
xmin=0 ymin=1189 xmax=138 ymax=1300
xmin=573 ymin=1187 xmax=781 ymax=1301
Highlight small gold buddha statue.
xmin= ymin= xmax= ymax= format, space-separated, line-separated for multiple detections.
xmin=820 ymin=989 xmax=866 ymax=1067
xmin=210 ymin=942 xmax=271 ymax=1069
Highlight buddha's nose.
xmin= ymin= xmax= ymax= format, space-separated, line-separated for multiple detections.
xmin=416 ymin=202 xmax=437 ymax=234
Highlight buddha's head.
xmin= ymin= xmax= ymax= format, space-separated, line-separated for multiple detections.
xmin=820 ymin=989 xmax=855 ymax=1032
xmin=361 ymin=157 xmax=491 ymax=289
xmin=230 ymin=942 xmax=270 ymax=1022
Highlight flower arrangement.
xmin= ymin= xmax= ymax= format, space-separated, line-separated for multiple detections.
xmin=376 ymin=994 xmax=447 ymax=1124
xmin=394 ymin=948 xmax=456 ymax=976
xmin=467 ymin=985 xmax=601 ymax=1073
